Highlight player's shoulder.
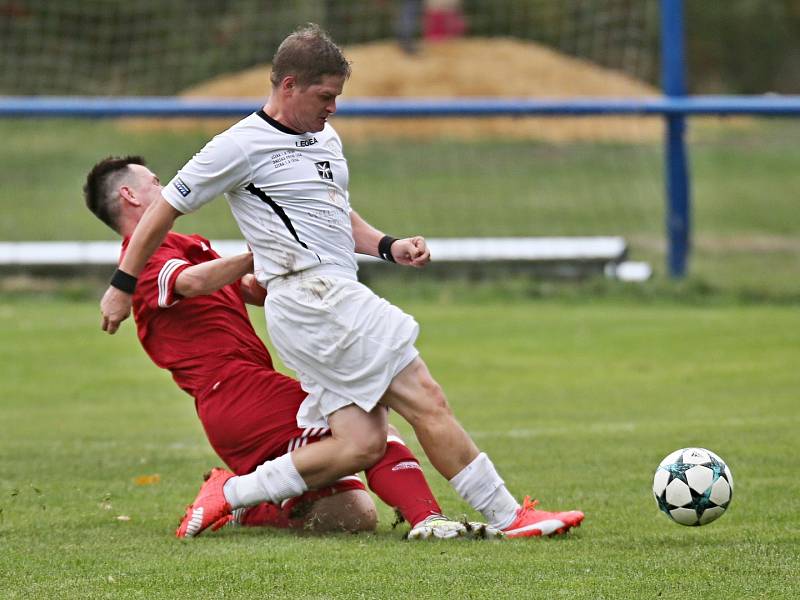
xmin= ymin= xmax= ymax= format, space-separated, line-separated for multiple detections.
xmin=217 ymin=111 xmax=285 ymax=152
xmin=150 ymin=232 xmax=205 ymax=257
xmin=227 ymin=111 xmax=264 ymax=134
xmin=121 ymin=233 xmax=194 ymax=266
xmin=203 ymin=113 xmax=264 ymax=153
xmin=162 ymin=230 xmax=197 ymax=247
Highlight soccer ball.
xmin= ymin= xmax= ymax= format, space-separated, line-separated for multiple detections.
xmin=652 ymin=447 xmax=734 ymax=526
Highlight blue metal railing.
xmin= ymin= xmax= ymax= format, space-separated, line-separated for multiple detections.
xmin=1 ymin=95 xmax=799 ymax=118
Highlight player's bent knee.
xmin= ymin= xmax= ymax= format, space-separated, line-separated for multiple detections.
xmin=424 ymin=382 xmax=452 ymax=416
xmin=306 ymin=490 xmax=378 ymax=533
xmin=341 ymin=432 xmax=387 ymax=472
xmin=387 ymin=359 xmax=454 ymax=425
xmin=411 ymin=383 xmax=454 ymax=426
xmin=418 ymin=371 xmax=443 ymax=397
xmin=328 ymin=404 xmax=389 ymax=472
xmin=354 ymin=437 xmax=387 ymax=471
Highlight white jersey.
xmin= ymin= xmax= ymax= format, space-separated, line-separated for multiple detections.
xmin=162 ymin=110 xmax=357 ymax=285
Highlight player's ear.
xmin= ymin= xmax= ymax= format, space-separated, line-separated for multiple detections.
xmin=119 ymin=185 xmax=141 ymax=207
xmin=280 ymin=75 xmax=297 ymax=95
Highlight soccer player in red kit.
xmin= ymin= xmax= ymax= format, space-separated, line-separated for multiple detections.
xmin=84 ymin=155 xmax=500 ymax=539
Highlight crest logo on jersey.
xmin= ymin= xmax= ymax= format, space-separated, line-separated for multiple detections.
xmin=173 ymin=178 xmax=191 ymax=197
xmin=315 ymin=161 xmax=333 ymax=181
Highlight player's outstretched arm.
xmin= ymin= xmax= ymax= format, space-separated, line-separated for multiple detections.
xmin=349 ymin=210 xmax=430 ymax=268
xmin=175 ymin=252 xmax=255 ymax=298
xmin=100 ymin=195 xmax=182 ymax=333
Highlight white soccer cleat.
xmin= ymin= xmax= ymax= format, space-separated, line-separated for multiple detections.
xmin=407 ymin=515 xmax=468 ymax=540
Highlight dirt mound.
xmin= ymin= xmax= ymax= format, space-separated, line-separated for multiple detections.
xmin=130 ymin=38 xmax=665 ymax=142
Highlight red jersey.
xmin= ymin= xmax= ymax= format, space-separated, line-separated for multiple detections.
xmin=122 ymin=232 xmax=273 ymax=398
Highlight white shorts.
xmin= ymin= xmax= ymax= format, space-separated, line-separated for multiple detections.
xmin=265 ymin=266 xmax=420 ymax=428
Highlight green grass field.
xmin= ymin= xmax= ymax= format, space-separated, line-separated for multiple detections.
xmin=0 ymin=114 xmax=798 ymax=597
xmin=1 ymin=294 xmax=798 ymax=599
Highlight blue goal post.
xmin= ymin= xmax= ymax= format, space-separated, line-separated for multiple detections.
xmin=2 ymin=0 xmax=800 ymax=277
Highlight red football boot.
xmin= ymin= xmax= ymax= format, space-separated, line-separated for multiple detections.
xmin=502 ymin=496 xmax=584 ymax=538
xmin=176 ymin=468 xmax=235 ymax=539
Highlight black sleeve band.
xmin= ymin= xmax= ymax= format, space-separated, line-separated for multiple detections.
xmin=378 ymin=235 xmax=398 ymax=263
xmin=110 ymin=268 xmax=137 ymax=294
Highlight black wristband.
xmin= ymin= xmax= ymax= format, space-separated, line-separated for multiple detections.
xmin=378 ymin=235 xmax=398 ymax=262
xmin=110 ymin=268 xmax=137 ymax=294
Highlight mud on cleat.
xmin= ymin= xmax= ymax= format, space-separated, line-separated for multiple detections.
xmin=406 ymin=514 xmax=468 ymax=540
xmin=462 ymin=520 xmax=505 ymax=540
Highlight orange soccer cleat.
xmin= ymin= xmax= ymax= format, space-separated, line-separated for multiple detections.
xmin=176 ymin=468 xmax=235 ymax=539
xmin=502 ymin=496 xmax=584 ymax=539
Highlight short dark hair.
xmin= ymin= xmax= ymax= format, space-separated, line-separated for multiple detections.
xmin=269 ymin=23 xmax=351 ymax=88
xmin=84 ymin=155 xmax=146 ymax=232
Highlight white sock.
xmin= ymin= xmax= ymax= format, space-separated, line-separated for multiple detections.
xmin=223 ymin=453 xmax=308 ymax=509
xmin=449 ymin=452 xmax=520 ymax=530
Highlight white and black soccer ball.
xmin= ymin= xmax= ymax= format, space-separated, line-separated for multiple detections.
xmin=652 ymin=447 xmax=733 ymax=526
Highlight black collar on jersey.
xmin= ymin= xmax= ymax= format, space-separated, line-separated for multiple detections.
xmin=256 ymin=109 xmax=303 ymax=135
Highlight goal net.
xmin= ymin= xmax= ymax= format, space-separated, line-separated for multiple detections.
xmin=1 ymin=0 xmax=665 ymax=273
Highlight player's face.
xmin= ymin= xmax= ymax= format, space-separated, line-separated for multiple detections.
xmin=288 ymin=74 xmax=345 ymax=133
xmin=128 ymin=164 xmax=163 ymax=209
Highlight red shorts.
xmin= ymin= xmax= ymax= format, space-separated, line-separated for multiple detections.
xmin=194 ymin=360 xmax=366 ymax=503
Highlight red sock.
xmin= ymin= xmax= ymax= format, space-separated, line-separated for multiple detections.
xmin=366 ymin=441 xmax=441 ymax=527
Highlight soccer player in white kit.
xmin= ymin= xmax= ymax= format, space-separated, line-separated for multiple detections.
xmin=100 ymin=24 xmax=584 ymax=539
